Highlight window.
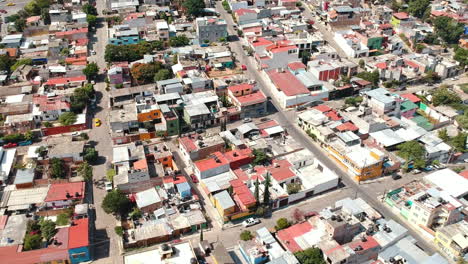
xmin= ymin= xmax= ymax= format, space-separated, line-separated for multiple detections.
xmin=72 ymin=252 xmax=86 ymax=259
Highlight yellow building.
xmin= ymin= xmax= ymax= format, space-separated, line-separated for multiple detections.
xmin=212 ymin=190 xmax=236 ymax=222
xmin=434 ymin=221 xmax=468 ymax=260
xmin=327 ymin=140 xmax=385 ymax=181
xmin=390 ymin=12 xmax=409 ymax=27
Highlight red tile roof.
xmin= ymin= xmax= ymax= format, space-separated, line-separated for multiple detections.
xmin=313 ymin=104 xmax=332 ymax=113
xmin=55 ymin=27 xmax=88 ymax=37
xmin=269 ymin=159 xmax=295 ymax=182
xmin=195 ymin=152 xmax=229 ymax=172
xmin=45 ymin=182 xmax=85 ymax=202
xmin=288 ymin=61 xmax=307 ymax=71
xmin=233 ymin=168 xmax=249 ymax=181
xmin=163 ymin=175 xmax=187 ymax=184
xmin=404 ymin=59 xmax=420 ymax=69
xmin=393 ymin=12 xmax=409 ymax=20
xmin=401 ymin=93 xmax=421 ymax=103
xmin=347 ymin=236 xmax=380 ymax=251
xmin=378 ymin=24 xmax=393 ymax=29
xmin=267 ymin=69 xmax=309 ymax=96
xmin=68 ymin=218 xmax=89 ymax=249
xmin=228 ymin=83 xmax=254 ymax=93
xmin=65 ymin=57 xmax=87 ymax=65
xmin=233 ymin=90 xmax=267 ymax=106
xmin=234 ymin=8 xmax=256 ymax=16
xmin=459 ymin=170 xmax=468 ymax=180
xmin=133 ymin=159 xmax=148 ymax=170
xmin=45 ymin=75 xmax=86 ymax=85
xmin=277 ymin=221 xmax=314 ymax=252
xmin=257 ymin=120 xmax=279 ymax=130
xmin=336 ymin=122 xmax=359 ymax=132
xmin=354 ymin=79 xmax=372 ymax=86
xmin=251 ymin=37 xmax=274 ymax=47
xmin=224 ymin=148 xmax=253 ymax=164
xmin=179 ymin=134 xmax=199 ymax=153
xmin=33 ymin=95 xmax=71 ymax=112
xmin=375 ymin=62 xmax=387 ymax=70
xmin=326 ymin=110 xmax=342 ymax=121
xmin=230 ymin=179 xmax=256 ymax=209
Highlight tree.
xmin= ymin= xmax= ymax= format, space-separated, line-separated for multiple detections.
xmin=107 ymin=168 xmax=116 ymax=181
xmin=87 ymin=14 xmax=98 ymax=29
xmin=408 ymin=0 xmax=430 ymax=18
xmin=71 ymin=84 xmax=95 ymax=112
xmin=183 ymin=0 xmax=206 ymax=17
xmin=422 ymin=70 xmax=441 ymax=84
xmin=60 ymin=47 xmax=70 ymax=56
xmin=345 ymin=96 xmax=363 ymax=106
xmin=41 ymin=8 xmax=51 ymax=25
xmin=0 ymin=55 xmax=15 ymax=73
xmin=83 ymin=62 xmax=99 ymax=80
xmin=35 ymin=146 xmax=47 ymax=158
xmin=82 ymin=3 xmax=98 ymax=15
xmin=256 ymin=206 xmax=266 ymax=217
xmin=275 ymin=218 xmax=291 ymax=231
xmin=154 ymin=69 xmax=171 ymax=81
xmin=356 ymin=70 xmax=380 ymax=86
xmin=286 ymin=183 xmax=301 ymax=194
xmin=77 ymin=161 xmax=93 ymax=181
xmin=358 ymin=59 xmax=365 ymax=69
xmin=301 ymin=51 xmax=311 ymax=65
xmin=50 ymin=158 xmax=65 ymax=179
xmin=84 ymin=147 xmax=98 ymax=164
xmin=105 ymin=43 xmax=153 ymax=62
xmin=102 ymin=189 xmax=131 ymax=215
xmin=172 ymin=54 xmax=178 ymax=64
xmin=11 ymin=58 xmax=32 ymax=71
xmin=433 ymin=17 xmax=464 ymax=44
xmin=292 ymin=208 xmax=304 ymax=223
xmin=131 ymin=62 xmax=163 ymax=84
xmin=40 ymin=220 xmax=57 ymax=242
xmin=151 ymin=40 xmax=164 ymax=51
xmin=80 ymin=132 xmax=89 ymax=140
xmin=56 ymin=212 xmax=70 ymax=226
xmin=240 ymin=230 xmax=253 ymax=241
xmin=438 ymin=128 xmax=449 ymax=142
xmin=254 ymin=178 xmax=260 ymax=206
xmin=431 ymin=87 xmax=461 ymax=106
xmin=263 ymin=172 xmax=271 ymax=206
xmin=23 ymin=234 xmax=42 ymax=251
xmin=115 ymin=226 xmax=124 ymax=237
xmin=2 ymin=133 xmax=25 ymax=143
xmin=294 ymin=248 xmax=326 ymax=264
xmin=58 ymin=112 xmax=77 ymax=126
xmin=129 ymin=207 xmax=142 ymax=220
xmin=450 ymin=132 xmax=467 ymax=153
xmin=43 ymin=121 xmax=52 ymax=128
xmin=397 ymin=141 xmax=426 ymax=170
xmin=170 ymin=35 xmax=190 ymax=47
xmin=454 ymin=47 xmax=468 ymax=67
xmin=252 ymin=149 xmax=269 ymax=165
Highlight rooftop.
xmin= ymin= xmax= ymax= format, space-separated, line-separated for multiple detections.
xmin=267 ymin=69 xmax=309 ymax=96
xmin=136 ymin=188 xmax=161 ymax=208
xmin=45 ymin=182 xmax=85 ymax=202
xmin=124 ymin=242 xmax=196 ymax=264
xmin=424 ymin=168 xmax=468 ymax=198
xmin=68 ymin=218 xmax=89 ymax=249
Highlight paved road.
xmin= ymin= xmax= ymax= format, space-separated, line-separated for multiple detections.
xmin=86 ymin=2 xmax=122 ymax=264
xmin=216 ymin=2 xmax=438 ymax=255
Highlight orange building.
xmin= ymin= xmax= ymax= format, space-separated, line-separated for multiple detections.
xmin=137 ymin=105 xmax=162 ymax=122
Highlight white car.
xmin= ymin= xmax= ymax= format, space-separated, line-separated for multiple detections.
xmin=105 ymin=181 xmax=113 ymax=192
xmin=71 ymin=132 xmax=79 ymax=136
xmin=242 ymin=217 xmax=260 ymax=227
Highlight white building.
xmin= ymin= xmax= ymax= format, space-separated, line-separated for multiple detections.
xmin=334 ymin=30 xmax=369 ymax=58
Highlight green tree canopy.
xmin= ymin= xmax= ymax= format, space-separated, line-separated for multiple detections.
xmin=0 ymin=55 xmax=16 ymax=74
xmin=104 ymin=42 xmax=154 ymax=62
xmin=11 ymin=58 xmax=32 ymax=71
xmin=294 ymin=248 xmax=326 ymax=264
xmin=58 ymin=112 xmax=77 ymax=126
xmin=40 ymin=220 xmax=57 ymax=241
xmin=87 ymin=14 xmax=98 ymax=28
xmin=431 ymin=87 xmax=461 ymax=106
xmin=253 ymin=149 xmax=269 ymax=165
xmin=169 ymin=35 xmax=190 ymax=47
xmin=275 ymin=218 xmax=291 ymax=230
xmin=82 ymin=3 xmax=98 ymax=15
xmin=397 ymin=141 xmax=426 ymax=169
xmin=84 ymin=147 xmax=98 ymax=164
xmin=83 ymin=62 xmax=99 ymax=80
xmin=433 ymin=16 xmax=464 ymax=44
xmin=77 ymin=161 xmax=93 ymax=181
xmin=240 ymin=230 xmax=253 ymax=241
xmin=50 ymin=158 xmax=65 ymax=179
xmin=102 ymin=189 xmax=131 ymax=215
xmin=130 ymin=62 xmax=164 ymax=84
xmin=356 ymin=70 xmax=380 ymax=86
xmin=154 ymin=69 xmax=171 ymax=81
xmin=408 ymin=0 xmax=430 ymax=18
xmin=454 ymin=47 xmax=468 ymax=67
xmin=23 ymin=234 xmax=42 ymax=251
xmin=182 ymin=0 xmax=206 ymax=17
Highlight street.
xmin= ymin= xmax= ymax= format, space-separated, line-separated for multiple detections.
xmin=215 ymin=1 xmax=438 ymax=254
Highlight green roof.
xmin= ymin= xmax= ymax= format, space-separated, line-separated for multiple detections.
xmin=400 ymin=101 xmax=418 ymax=112
xmin=411 ymin=115 xmax=433 ymax=131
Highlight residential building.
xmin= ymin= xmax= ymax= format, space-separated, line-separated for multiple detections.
xmin=227 ymin=83 xmax=268 ymax=118
xmin=266 ymin=68 xmax=314 ymax=109
xmin=196 ymin=17 xmax=228 ymax=43
xmin=327 ymin=6 xmax=362 ymax=27
xmin=32 ymin=94 xmax=71 ymax=123
xmin=181 ymin=91 xmax=222 ymax=130
xmin=434 ymin=221 xmax=468 ymax=260
xmin=363 ymin=88 xmax=401 ymax=117
xmin=109 ymin=24 xmax=142 ymax=45
xmin=334 ymin=30 xmax=370 ymax=58
xmin=178 ymin=133 xmax=225 ymax=163
xmin=194 ymin=152 xmax=230 ymax=179
xmin=156 ymin=20 xmax=169 ymax=44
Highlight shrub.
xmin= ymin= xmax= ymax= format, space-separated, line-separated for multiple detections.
xmin=240 ymin=230 xmax=253 ymax=241
xmin=275 ymin=218 xmax=291 ymax=231
xmin=115 ymin=226 xmax=124 ymax=237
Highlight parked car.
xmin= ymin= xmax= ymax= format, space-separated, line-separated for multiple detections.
xmin=304 ymin=211 xmax=318 ymax=218
xmin=242 ymin=217 xmax=260 ymax=227
xmin=105 ymin=181 xmax=113 ymax=192
xmin=0 ymin=9 xmax=7 ymax=14
xmin=412 ymin=169 xmax=421 ymax=174
xmin=94 ymin=118 xmax=101 ymax=127
xmin=190 ymin=174 xmax=199 ymax=183
xmin=241 ymin=64 xmax=247 ymax=71
xmin=6 ymin=2 xmax=15 ymax=6
xmin=392 ymin=174 xmax=402 ymax=180
xmin=3 ymin=142 xmax=17 ymax=148
xmin=243 ymin=118 xmax=252 ymax=123
xmin=18 ymin=140 xmax=32 ymax=146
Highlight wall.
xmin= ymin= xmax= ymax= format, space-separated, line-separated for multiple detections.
xmin=41 ymin=123 xmax=87 ymax=136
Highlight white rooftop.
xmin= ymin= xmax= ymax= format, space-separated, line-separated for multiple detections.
xmin=136 ymin=188 xmax=161 ymax=209
xmin=124 ymin=242 xmax=196 ymax=264
xmin=424 ymin=168 xmax=468 ymax=198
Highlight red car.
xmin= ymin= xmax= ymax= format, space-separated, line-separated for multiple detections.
xmin=0 ymin=10 xmax=7 ymax=14
xmin=190 ymin=174 xmax=199 ymax=183
xmin=3 ymin=143 xmax=17 ymax=148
